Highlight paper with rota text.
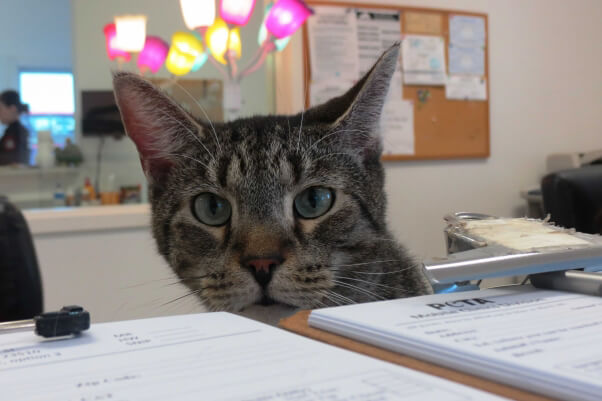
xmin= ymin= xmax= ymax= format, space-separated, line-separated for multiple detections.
xmin=310 ymin=286 xmax=602 ymax=401
xmin=0 ymin=312 xmax=507 ymax=400
xmin=307 ymin=7 xmax=413 ymax=155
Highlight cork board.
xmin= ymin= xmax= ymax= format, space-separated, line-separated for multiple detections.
xmin=302 ymin=2 xmax=490 ymax=161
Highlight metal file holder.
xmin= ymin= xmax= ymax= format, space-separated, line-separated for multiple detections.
xmin=422 ymin=212 xmax=602 ymax=295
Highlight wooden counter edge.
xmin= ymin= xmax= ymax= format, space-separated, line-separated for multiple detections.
xmin=279 ymin=310 xmax=556 ymax=401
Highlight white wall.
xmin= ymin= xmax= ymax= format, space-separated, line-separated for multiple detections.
xmin=277 ymin=0 xmax=602 ymax=260
xmin=71 ymin=0 xmax=275 ymax=191
xmin=0 ymin=0 xmax=72 ymax=90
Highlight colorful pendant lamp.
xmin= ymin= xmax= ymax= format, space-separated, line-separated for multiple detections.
xmin=103 ymin=23 xmax=131 ymax=61
xmin=180 ymin=0 xmax=216 ymax=30
xmin=219 ymin=0 xmax=256 ymax=26
xmin=165 ymin=32 xmax=204 ymax=75
xmin=137 ymin=36 xmax=169 ymax=73
xmin=114 ymin=15 xmax=147 ymax=52
xmin=265 ymin=0 xmax=312 ymax=39
xmin=258 ymin=3 xmax=291 ymax=51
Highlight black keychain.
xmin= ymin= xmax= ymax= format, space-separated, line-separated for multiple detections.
xmin=0 ymin=306 xmax=90 ymax=338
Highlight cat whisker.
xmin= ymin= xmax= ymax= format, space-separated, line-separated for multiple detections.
xmin=328 ymin=259 xmax=403 ymax=268
xmin=331 ymin=266 xmax=418 ymax=276
xmin=331 ymin=280 xmax=386 ymax=301
xmin=171 ymin=80 xmax=221 ymax=153
xmin=159 ymin=288 xmax=203 ymax=307
xmin=312 ymin=152 xmax=354 ymax=164
xmin=158 ymin=109 xmax=215 ymax=164
xmin=335 ymin=275 xmax=411 ymax=292
xmin=322 ymin=289 xmax=355 ymax=306
xmin=161 ymin=153 xmax=210 ymax=170
xmin=302 ymin=129 xmax=370 ymax=159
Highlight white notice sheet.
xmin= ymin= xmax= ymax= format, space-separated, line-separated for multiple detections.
xmin=310 ymin=286 xmax=602 ymax=401
xmin=401 ymin=35 xmax=446 ymax=85
xmin=307 ymin=6 xmax=359 ymax=81
xmin=0 ymin=312 xmax=507 ymax=400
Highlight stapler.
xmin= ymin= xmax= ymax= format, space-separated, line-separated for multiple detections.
xmin=422 ymin=212 xmax=602 ymax=296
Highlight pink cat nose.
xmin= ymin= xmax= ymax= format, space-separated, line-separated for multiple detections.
xmin=246 ymin=258 xmax=280 ymax=273
xmin=242 ymin=257 xmax=282 ymax=288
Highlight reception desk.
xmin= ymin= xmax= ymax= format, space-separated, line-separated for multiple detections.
xmin=23 ymin=204 xmax=205 ymax=323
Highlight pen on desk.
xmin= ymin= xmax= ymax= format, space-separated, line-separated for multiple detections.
xmin=0 ymin=305 xmax=90 ymax=338
xmin=530 ymin=270 xmax=602 ymax=297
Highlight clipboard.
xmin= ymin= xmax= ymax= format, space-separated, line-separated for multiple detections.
xmin=279 ymin=310 xmax=556 ymax=401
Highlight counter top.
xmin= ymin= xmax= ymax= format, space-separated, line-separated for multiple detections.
xmin=23 ymin=203 xmax=151 ymax=235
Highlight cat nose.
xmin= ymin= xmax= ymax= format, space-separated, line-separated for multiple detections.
xmin=243 ymin=258 xmax=281 ymax=287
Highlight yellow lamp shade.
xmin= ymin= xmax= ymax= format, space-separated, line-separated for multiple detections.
xmin=206 ymin=18 xmax=229 ymax=64
xmin=165 ymin=32 xmax=204 ymax=76
xmin=228 ymin=28 xmax=242 ymax=60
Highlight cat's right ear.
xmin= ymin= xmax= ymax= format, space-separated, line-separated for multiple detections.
xmin=112 ymin=72 xmax=200 ymax=184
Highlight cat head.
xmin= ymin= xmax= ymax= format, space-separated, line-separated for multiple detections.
xmin=113 ymin=44 xmax=422 ymax=312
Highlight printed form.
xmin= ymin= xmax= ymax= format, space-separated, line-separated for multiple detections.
xmin=310 ymin=286 xmax=602 ymax=401
xmin=0 ymin=312 xmax=505 ymax=401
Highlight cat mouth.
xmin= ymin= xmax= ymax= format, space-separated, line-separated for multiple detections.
xmin=258 ymin=295 xmax=275 ymax=306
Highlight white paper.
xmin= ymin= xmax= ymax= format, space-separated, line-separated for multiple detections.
xmin=355 ymin=9 xmax=402 ymax=77
xmin=382 ymin=100 xmax=414 ymax=155
xmin=310 ymin=286 xmax=602 ymax=401
xmin=307 ymin=6 xmax=360 ymax=81
xmin=401 ymin=35 xmax=446 ymax=85
xmin=449 ymin=45 xmax=485 ymax=75
xmin=0 ymin=313 xmax=506 ymax=400
xmin=449 ymin=15 xmax=486 ymax=48
xmin=445 ymin=75 xmax=487 ymax=100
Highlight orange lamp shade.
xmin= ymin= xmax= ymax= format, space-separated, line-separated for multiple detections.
xmin=103 ymin=23 xmax=131 ymax=61
xmin=165 ymin=32 xmax=204 ymax=76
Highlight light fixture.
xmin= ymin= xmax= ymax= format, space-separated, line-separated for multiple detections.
xmin=219 ymin=0 xmax=256 ymax=26
xmin=165 ymin=32 xmax=204 ymax=75
xmin=103 ymin=23 xmax=131 ymax=61
xmin=103 ymin=0 xmax=314 ymax=120
xmin=258 ymin=3 xmax=290 ymax=51
xmin=115 ymin=15 xmax=147 ymax=52
xmin=137 ymin=36 xmax=169 ymax=74
xmin=206 ymin=17 xmax=230 ymax=64
xmin=265 ymin=0 xmax=312 ymax=39
xmin=180 ymin=0 xmax=216 ymax=29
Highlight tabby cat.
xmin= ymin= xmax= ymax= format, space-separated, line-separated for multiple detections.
xmin=112 ymin=44 xmax=432 ymax=318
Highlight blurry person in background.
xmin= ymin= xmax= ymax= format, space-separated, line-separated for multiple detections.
xmin=0 ymin=90 xmax=30 ymax=166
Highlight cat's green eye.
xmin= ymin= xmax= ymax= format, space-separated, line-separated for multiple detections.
xmin=192 ymin=193 xmax=232 ymax=226
xmin=294 ymin=187 xmax=334 ymax=219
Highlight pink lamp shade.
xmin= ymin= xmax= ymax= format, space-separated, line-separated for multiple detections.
xmin=103 ymin=23 xmax=131 ymax=61
xmin=219 ymin=0 xmax=256 ymax=26
xmin=137 ymin=36 xmax=169 ymax=73
xmin=265 ymin=0 xmax=312 ymax=39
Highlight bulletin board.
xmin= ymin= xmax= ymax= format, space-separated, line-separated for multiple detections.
xmin=302 ymin=2 xmax=490 ymax=161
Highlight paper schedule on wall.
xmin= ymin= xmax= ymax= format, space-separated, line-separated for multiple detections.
xmin=401 ymin=35 xmax=446 ymax=85
xmin=449 ymin=45 xmax=485 ymax=75
xmin=381 ymin=100 xmax=414 ymax=155
xmin=307 ymin=7 xmax=360 ymax=81
xmin=449 ymin=15 xmax=485 ymax=48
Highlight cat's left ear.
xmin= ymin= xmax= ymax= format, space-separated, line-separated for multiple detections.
xmin=112 ymin=72 xmax=203 ymax=184
xmin=306 ymin=43 xmax=400 ymax=157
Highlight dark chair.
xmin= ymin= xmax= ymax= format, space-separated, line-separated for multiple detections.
xmin=0 ymin=196 xmax=43 ymax=321
xmin=541 ymin=165 xmax=602 ymax=235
